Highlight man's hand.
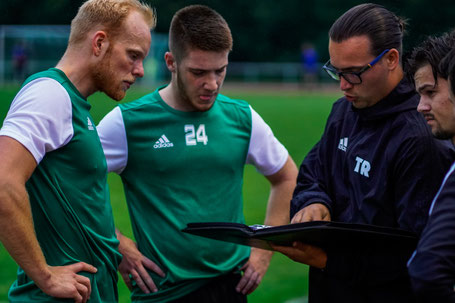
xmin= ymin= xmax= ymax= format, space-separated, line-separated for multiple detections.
xmin=35 ymin=262 xmax=97 ymax=303
xmin=271 ymin=242 xmax=327 ymax=268
xmin=236 ymin=247 xmax=272 ymax=295
xmin=117 ymin=234 xmax=165 ymax=294
xmin=275 ymin=203 xmax=330 ymax=268
xmin=291 ymin=203 xmax=331 ymax=223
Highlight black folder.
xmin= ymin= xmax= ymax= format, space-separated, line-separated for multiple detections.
xmin=182 ymin=221 xmax=418 ymax=253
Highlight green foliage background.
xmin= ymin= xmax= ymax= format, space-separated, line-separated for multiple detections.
xmin=1 ymin=0 xmax=455 ymax=62
xmin=0 ymin=85 xmax=339 ymax=302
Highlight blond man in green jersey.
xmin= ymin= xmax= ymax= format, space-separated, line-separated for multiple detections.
xmin=0 ymin=0 xmax=155 ymax=302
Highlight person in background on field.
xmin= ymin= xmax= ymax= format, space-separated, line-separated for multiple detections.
xmin=97 ymin=4 xmax=298 ymax=302
xmin=0 ymin=0 xmax=155 ymax=302
xmin=272 ymin=3 xmax=454 ymax=303
xmin=407 ymin=33 xmax=455 ymax=302
xmin=12 ymin=40 xmax=28 ymax=82
xmin=300 ymin=42 xmax=319 ymax=89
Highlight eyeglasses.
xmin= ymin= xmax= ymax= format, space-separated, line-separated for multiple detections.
xmin=322 ymin=49 xmax=390 ymax=85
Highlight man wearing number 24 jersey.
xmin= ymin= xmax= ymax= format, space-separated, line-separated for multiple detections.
xmin=97 ymin=5 xmax=298 ymax=303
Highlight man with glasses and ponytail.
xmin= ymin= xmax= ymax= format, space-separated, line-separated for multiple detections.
xmin=273 ymin=3 xmax=454 ymax=303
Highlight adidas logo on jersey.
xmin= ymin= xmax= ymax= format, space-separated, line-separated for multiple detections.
xmin=87 ymin=117 xmax=94 ymax=130
xmin=153 ymin=134 xmax=174 ymax=149
xmin=338 ymin=137 xmax=348 ymax=151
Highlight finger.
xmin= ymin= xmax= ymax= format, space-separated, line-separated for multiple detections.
xmin=290 ymin=210 xmax=302 ymax=223
xmin=71 ymin=262 xmax=97 ymax=274
xmin=269 ymin=243 xmax=285 ymax=253
xmin=137 ymin=266 xmax=158 ymax=293
xmin=120 ymin=272 xmax=133 ymax=291
xmin=272 ymin=244 xmax=294 ymax=256
xmin=246 ymin=273 xmax=261 ymax=294
xmin=75 ymin=274 xmax=92 ymax=298
xmin=239 ymin=270 xmax=260 ymax=295
xmin=323 ymin=212 xmax=331 ymax=221
xmin=75 ymin=282 xmax=89 ymax=303
xmin=73 ymin=290 xmax=83 ymax=303
xmin=130 ymin=269 xmax=151 ymax=294
xmin=293 ymin=209 xmax=308 ymax=223
xmin=235 ymin=270 xmax=250 ymax=292
xmin=301 ymin=210 xmax=314 ymax=222
xmin=239 ymin=261 xmax=249 ymax=271
xmin=143 ymin=258 xmax=165 ymax=277
xmin=293 ymin=241 xmax=309 ymax=250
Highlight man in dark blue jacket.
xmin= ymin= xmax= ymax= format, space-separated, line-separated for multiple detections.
xmin=273 ymin=4 xmax=454 ymax=303
xmin=407 ymin=33 xmax=455 ymax=302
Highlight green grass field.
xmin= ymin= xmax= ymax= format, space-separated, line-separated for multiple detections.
xmin=0 ymin=84 xmax=340 ymax=303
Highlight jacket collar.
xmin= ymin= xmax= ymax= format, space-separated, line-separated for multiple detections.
xmin=351 ymin=78 xmax=418 ymax=121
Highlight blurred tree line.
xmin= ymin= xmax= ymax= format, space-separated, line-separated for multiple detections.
xmin=1 ymin=0 xmax=454 ymax=62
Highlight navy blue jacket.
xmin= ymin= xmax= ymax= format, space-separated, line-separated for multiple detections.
xmin=291 ymin=79 xmax=455 ymax=303
xmin=408 ymin=163 xmax=455 ymax=303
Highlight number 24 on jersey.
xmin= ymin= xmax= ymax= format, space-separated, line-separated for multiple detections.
xmin=185 ymin=124 xmax=208 ymax=146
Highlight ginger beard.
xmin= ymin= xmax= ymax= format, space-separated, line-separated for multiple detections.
xmin=93 ymin=44 xmax=127 ymax=101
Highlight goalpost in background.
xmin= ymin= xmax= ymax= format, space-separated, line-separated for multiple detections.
xmin=0 ymin=25 xmax=169 ymax=86
xmin=0 ymin=25 xmax=327 ymax=89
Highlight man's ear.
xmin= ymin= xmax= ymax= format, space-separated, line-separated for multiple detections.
xmin=164 ymin=52 xmax=177 ymax=72
xmin=92 ymin=31 xmax=109 ymax=57
xmin=386 ymin=48 xmax=400 ymax=70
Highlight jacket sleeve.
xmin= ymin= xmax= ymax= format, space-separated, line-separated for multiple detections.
xmin=290 ymin=136 xmax=333 ymax=219
xmin=408 ymin=164 xmax=455 ymax=302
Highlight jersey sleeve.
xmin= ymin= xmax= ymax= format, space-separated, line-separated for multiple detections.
xmin=245 ymin=106 xmax=288 ymax=176
xmin=0 ymin=78 xmax=73 ymax=164
xmin=97 ymin=106 xmax=128 ymax=174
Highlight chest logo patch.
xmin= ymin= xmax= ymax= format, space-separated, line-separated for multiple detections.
xmin=154 ymin=134 xmax=174 ymax=149
xmin=338 ymin=137 xmax=348 ymax=152
xmin=354 ymin=156 xmax=370 ymax=177
xmin=87 ymin=117 xmax=94 ymax=131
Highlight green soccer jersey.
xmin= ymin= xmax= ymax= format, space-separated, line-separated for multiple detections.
xmin=5 ymin=68 xmax=121 ymax=302
xmin=115 ymin=88 xmax=253 ymax=302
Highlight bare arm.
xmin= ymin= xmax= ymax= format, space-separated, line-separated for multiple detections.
xmin=0 ymin=136 xmax=96 ymax=302
xmin=236 ymin=155 xmax=298 ymax=295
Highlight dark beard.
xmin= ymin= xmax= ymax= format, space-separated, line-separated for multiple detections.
xmin=434 ymin=129 xmax=455 ymax=141
xmin=176 ymin=68 xmax=192 ymax=108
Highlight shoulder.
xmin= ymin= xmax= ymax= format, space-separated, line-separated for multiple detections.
xmin=214 ymin=94 xmax=271 ymax=133
xmin=119 ymin=91 xmax=161 ymax=113
xmin=216 ymin=94 xmax=251 ymax=111
xmin=216 ymin=93 xmax=251 ymax=111
xmin=391 ymin=110 xmax=432 ymax=142
xmin=215 ymin=93 xmax=252 ymax=122
xmin=12 ymin=77 xmax=71 ymax=113
xmin=389 ymin=112 xmax=454 ymax=164
xmin=324 ymin=96 xmax=350 ymax=125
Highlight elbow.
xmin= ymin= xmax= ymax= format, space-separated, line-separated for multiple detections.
xmin=408 ymin=255 xmax=455 ymax=302
xmin=0 ymin=179 xmax=28 ymax=215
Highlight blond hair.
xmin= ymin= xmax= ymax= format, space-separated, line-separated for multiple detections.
xmin=69 ymin=0 xmax=156 ymax=46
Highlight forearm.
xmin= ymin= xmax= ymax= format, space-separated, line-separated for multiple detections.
xmin=0 ymin=182 xmax=51 ymax=283
xmin=264 ymin=157 xmax=298 ymax=226
xmin=116 ymin=228 xmax=132 ymax=255
xmin=291 ymin=147 xmax=332 ymax=218
xmin=264 ymin=183 xmax=293 ymax=226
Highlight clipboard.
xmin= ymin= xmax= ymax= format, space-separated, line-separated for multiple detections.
xmin=182 ymin=221 xmax=418 ymax=253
